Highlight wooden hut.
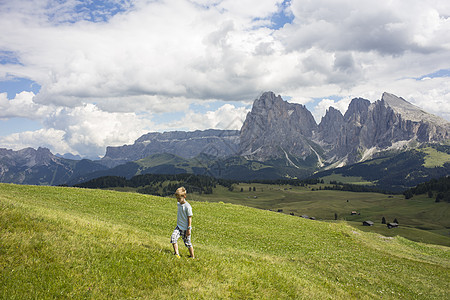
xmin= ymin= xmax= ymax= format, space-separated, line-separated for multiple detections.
xmin=387 ymin=222 xmax=398 ymax=229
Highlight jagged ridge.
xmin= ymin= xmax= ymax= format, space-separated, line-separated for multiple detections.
xmin=1 ymin=91 xmax=448 ymax=185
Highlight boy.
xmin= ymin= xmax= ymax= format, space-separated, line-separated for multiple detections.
xmin=170 ymin=187 xmax=195 ymax=258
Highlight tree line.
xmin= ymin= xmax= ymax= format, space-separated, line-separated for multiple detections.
xmin=246 ymin=178 xmax=323 ymax=186
xmin=74 ymin=173 xmax=238 ymax=196
xmin=403 ymin=176 xmax=450 ymax=202
xmin=73 ymin=174 xmax=328 ymax=197
xmin=322 ymin=183 xmax=390 ymax=194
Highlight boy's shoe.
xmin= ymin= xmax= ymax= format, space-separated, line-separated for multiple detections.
xmin=174 ymin=254 xmax=181 ymax=258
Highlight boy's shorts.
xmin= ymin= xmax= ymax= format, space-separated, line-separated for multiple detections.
xmin=170 ymin=226 xmax=192 ymax=248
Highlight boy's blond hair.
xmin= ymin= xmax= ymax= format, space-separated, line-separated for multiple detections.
xmin=175 ymin=186 xmax=187 ymax=198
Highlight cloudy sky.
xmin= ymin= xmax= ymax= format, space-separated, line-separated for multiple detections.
xmin=0 ymin=0 xmax=449 ymax=159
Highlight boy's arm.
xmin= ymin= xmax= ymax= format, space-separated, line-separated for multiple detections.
xmin=187 ymin=216 xmax=192 ymax=236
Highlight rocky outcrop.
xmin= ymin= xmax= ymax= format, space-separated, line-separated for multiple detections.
xmin=315 ymin=92 xmax=450 ymax=164
xmin=380 ymin=92 xmax=449 ymax=142
xmin=0 ymin=147 xmax=106 ymax=185
xmin=1 ymin=92 xmax=448 ymax=185
xmin=104 ymin=91 xmax=448 ymax=168
xmin=240 ymin=91 xmax=449 ymax=166
xmin=239 ymin=91 xmax=318 ymax=161
xmin=0 ymin=147 xmax=54 ymax=168
xmin=316 ymin=106 xmax=345 ymax=147
xmin=102 ymin=129 xmax=240 ymax=168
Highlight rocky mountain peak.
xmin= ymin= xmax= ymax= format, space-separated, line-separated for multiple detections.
xmin=381 ymin=92 xmax=412 ymax=108
xmin=344 ymin=98 xmax=370 ymax=121
xmin=34 ymin=147 xmax=54 ymax=166
xmin=102 ymin=129 xmax=240 ymax=167
xmin=6 ymin=147 xmax=55 ymax=167
xmin=317 ymin=107 xmax=345 ymax=145
xmin=381 ymin=92 xmax=449 ymax=127
xmin=319 ymin=107 xmax=344 ymax=125
xmin=239 ymin=92 xmax=318 ymax=161
xmin=1 ymin=91 xmax=449 ymax=185
xmin=251 ymin=91 xmax=284 ymax=111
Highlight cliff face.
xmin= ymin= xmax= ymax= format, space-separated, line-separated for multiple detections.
xmin=102 ymin=129 xmax=240 ymax=168
xmin=0 ymin=147 xmax=55 ymax=169
xmin=0 ymin=147 xmax=106 ymax=185
xmin=103 ymin=91 xmax=449 ymax=168
xmin=317 ymin=106 xmax=345 ymax=146
xmin=1 ymin=92 xmax=448 ymax=185
xmin=239 ymin=91 xmax=318 ymax=161
xmin=240 ymin=92 xmax=449 ymax=166
xmin=321 ymin=93 xmax=450 ymax=164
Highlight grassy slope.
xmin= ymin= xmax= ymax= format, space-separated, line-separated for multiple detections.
xmin=136 ymin=153 xmax=189 ymax=169
xmin=311 ymin=146 xmax=450 ymax=190
xmin=1 ymin=184 xmax=449 ymax=299
xmin=194 ymin=184 xmax=450 ymax=246
xmin=420 ymin=146 xmax=450 ymax=168
xmin=319 ymin=173 xmax=374 ymax=185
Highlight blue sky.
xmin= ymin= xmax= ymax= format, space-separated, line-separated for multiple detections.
xmin=0 ymin=78 xmax=41 ymax=99
xmin=417 ymin=69 xmax=450 ymax=80
xmin=0 ymin=78 xmax=42 ymax=135
xmin=0 ymin=0 xmax=449 ymax=158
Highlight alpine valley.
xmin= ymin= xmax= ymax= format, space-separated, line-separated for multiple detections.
xmin=1 ymin=92 xmax=449 ymax=190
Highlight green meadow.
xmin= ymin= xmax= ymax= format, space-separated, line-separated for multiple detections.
xmin=420 ymin=146 xmax=450 ymax=168
xmin=1 ymin=183 xmax=449 ymax=299
xmin=193 ymin=184 xmax=450 ymax=246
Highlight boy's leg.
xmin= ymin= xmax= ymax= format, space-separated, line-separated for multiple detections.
xmin=182 ymin=231 xmax=194 ymax=258
xmin=172 ymin=243 xmax=179 ymax=255
xmin=170 ymin=227 xmax=181 ymax=256
xmin=188 ymin=246 xmax=195 ymax=258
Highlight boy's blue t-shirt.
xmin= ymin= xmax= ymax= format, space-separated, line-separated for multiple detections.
xmin=177 ymin=201 xmax=193 ymax=230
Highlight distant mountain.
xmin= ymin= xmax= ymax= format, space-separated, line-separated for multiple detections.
xmin=102 ymin=92 xmax=448 ymax=170
xmin=67 ymin=152 xmax=313 ymax=185
xmin=310 ymin=144 xmax=450 ymax=191
xmin=1 ymin=91 xmax=449 ymax=189
xmin=241 ymin=92 xmax=449 ymax=167
xmin=56 ymin=153 xmax=82 ymax=160
xmin=101 ymin=129 xmax=240 ymax=168
xmin=315 ymin=92 xmax=449 ymax=166
xmin=0 ymin=147 xmax=107 ymax=185
xmin=239 ymin=92 xmax=318 ymax=162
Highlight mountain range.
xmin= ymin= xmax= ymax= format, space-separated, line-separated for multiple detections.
xmin=0 ymin=91 xmax=449 ymax=189
xmin=241 ymin=91 xmax=449 ymax=165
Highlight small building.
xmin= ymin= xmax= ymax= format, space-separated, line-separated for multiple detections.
xmin=387 ymin=222 xmax=399 ymax=229
xmin=363 ymin=221 xmax=374 ymax=226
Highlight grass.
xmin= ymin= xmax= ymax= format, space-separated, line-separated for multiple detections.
xmin=194 ymin=184 xmax=450 ymax=247
xmin=420 ymin=147 xmax=450 ymax=168
xmin=1 ymin=183 xmax=449 ymax=299
xmin=320 ymin=173 xmax=374 ymax=185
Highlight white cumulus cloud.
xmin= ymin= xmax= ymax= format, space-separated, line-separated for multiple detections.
xmin=167 ymin=103 xmax=250 ymax=131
